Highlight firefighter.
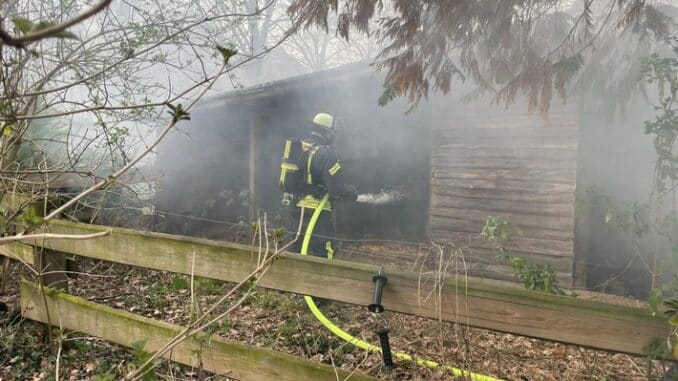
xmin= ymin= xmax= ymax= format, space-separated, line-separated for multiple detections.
xmin=279 ymin=112 xmax=356 ymax=258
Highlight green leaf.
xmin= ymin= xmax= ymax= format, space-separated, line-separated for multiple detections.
xmin=34 ymin=21 xmax=57 ymax=31
xmin=53 ymin=30 xmax=79 ymax=40
xmin=644 ymin=337 xmax=670 ymax=360
xmin=649 ymin=288 xmax=663 ymax=315
xmin=664 ymin=299 xmax=678 ymax=314
xmin=12 ymin=18 xmax=33 ymax=33
xmin=2 ymin=124 xmax=14 ymax=137
xmin=378 ymin=86 xmax=397 ymax=107
xmin=19 ymin=205 xmax=45 ymax=228
xmin=166 ymin=103 xmax=190 ymax=122
xmin=34 ymin=21 xmax=79 ymax=40
xmin=216 ymin=45 xmax=237 ymax=64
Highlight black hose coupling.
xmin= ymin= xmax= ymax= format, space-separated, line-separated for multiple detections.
xmin=376 ymin=328 xmax=395 ymax=370
xmin=368 ymin=273 xmax=387 ymax=313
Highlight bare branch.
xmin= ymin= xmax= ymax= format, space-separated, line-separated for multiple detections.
xmin=0 ymin=0 xmax=113 ymax=48
xmin=1 ymin=5 xmax=274 ymax=101
xmin=40 ymin=56 xmax=233 ymax=224
xmin=124 ymin=207 xmax=306 ymax=380
xmin=0 ymin=230 xmax=110 ymax=244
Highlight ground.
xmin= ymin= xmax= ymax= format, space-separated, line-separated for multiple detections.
xmin=0 ymin=254 xmax=669 ymax=381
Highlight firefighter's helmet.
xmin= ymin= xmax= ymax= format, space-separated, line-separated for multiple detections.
xmin=311 ymin=112 xmax=335 ymax=141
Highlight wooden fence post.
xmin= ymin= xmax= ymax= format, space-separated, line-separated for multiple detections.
xmin=33 ymin=246 xmax=68 ymax=291
xmin=26 ymin=195 xmax=70 ymax=291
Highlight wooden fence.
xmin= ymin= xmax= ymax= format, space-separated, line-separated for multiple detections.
xmin=4 ymin=219 xmax=668 ymax=357
xmin=20 ymin=280 xmax=377 ymax=381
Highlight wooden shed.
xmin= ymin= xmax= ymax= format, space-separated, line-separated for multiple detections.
xmin=154 ymin=64 xmax=581 ymax=287
xmin=426 ymin=99 xmax=579 ymax=285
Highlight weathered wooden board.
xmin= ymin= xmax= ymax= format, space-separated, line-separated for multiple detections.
xmin=431 ymin=207 xmax=574 ymax=232
xmin=428 ymin=231 xmax=573 ymax=277
xmin=465 ymin=263 xmax=572 ymax=287
xmin=432 ymin=127 xmax=578 ymax=140
xmin=1 ymin=192 xmax=38 ymax=211
xmin=430 ymin=156 xmax=577 ymax=171
xmin=433 ymin=168 xmax=577 ymax=184
xmin=431 ymin=196 xmax=574 ymax=218
xmin=430 ymin=110 xmax=578 ymax=123
xmin=433 ymin=147 xmax=578 ymax=162
xmin=429 ymin=99 xmax=580 ymax=285
xmin=431 ymin=178 xmax=575 ymax=195
xmin=0 ymin=243 xmax=35 ymax=265
xmin=438 ymin=231 xmax=574 ymax=258
xmin=432 ymin=137 xmax=578 ymax=150
xmin=431 ymin=186 xmax=574 ymax=204
xmin=20 ymin=280 xmax=377 ymax=381
xmin=27 ymin=220 xmax=669 ymax=356
xmin=430 ymin=217 xmax=573 ymax=242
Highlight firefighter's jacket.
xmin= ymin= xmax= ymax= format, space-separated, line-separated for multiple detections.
xmin=296 ymin=139 xmax=354 ymax=211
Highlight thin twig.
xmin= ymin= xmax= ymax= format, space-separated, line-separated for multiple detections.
xmin=41 ymin=270 xmax=116 ymax=278
xmin=2 ymin=1 xmax=279 ymax=101
xmin=190 ymin=251 xmax=196 ymax=321
xmin=262 ymin=212 xmax=270 ymax=264
xmin=125 ymin=206 xmax=306 ymax=381
xmin=87 ymin=292 xmax=132 ymax=301
xmin=55 ymin=331 xmax=64 ymax=380
xmin=40 ymin=59 xmax=228 ymax=224
xmin=0 ymin=230 xmax=110 ymax=244
xmin=328 ymin=345 xmax=340 ymax=381
xmin=0 ymin=0 xmax=113 ymax=48
xmin=256 ymin=215 xmax=263 ymax=267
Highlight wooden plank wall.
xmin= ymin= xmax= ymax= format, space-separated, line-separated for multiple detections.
xmin=429 ymin=100 xmax=579 ymax=285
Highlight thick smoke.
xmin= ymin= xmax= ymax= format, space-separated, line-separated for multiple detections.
xmin=150 ymin=4 xmax=676 ymax=297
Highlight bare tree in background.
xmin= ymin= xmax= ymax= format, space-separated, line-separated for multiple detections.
xmin=0 ymin=0 xmax=286 ymax=237
xmin=278 ymin=0 xmax=381 ymax=72
xmin=206 ymin=0 xmax=381 ymax=84
xmin=282 ymin=12 xmax=379 ymax=72
xmin=207 ymin=0 xmax=283 ymax=85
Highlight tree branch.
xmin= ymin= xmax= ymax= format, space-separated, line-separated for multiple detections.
xmin=124 ymin=207 xmax=306 ymax=381
xmin=1 ymin=5 xmax=274 ymax=101
xmin=0 ymin=0 xmax=113 ymax=48
xmin=40 ymin=58 xmax=230 ymax=224
xmin=0 ymin=230 xmax=110 ymax=244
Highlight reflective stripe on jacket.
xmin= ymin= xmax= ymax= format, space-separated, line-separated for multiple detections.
xmin=296 ymin=195 xmax=332 ymax=211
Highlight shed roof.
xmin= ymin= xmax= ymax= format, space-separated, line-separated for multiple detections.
xmin=197 ymin=63 xmax=375 ymax=110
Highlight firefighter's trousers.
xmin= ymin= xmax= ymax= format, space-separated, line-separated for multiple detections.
xmin=290 ymin=207 xmax=336 ymax=259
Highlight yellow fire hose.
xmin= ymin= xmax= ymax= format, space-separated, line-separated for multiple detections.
xmin=300 ymin=194 xmax=503 ymax=381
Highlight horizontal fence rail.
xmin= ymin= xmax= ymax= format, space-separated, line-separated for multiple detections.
xmin=6 ymin=219 xmax=666 ymax=356
xmin=0 ymin=243 xmax=35 ymax=265
xmin=20 ymin=280 xmax=377 ymax=381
